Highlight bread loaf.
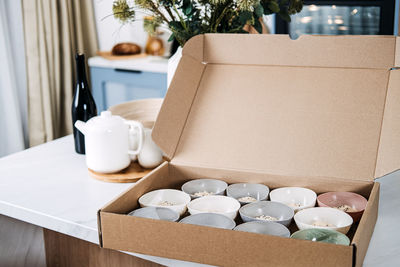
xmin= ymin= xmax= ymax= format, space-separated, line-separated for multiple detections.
xmin=111 ymin=43 xmax=141 ymax=55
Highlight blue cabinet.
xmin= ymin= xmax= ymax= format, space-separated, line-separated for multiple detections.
xmin=88 ymin=57 xmax=168 ymax=112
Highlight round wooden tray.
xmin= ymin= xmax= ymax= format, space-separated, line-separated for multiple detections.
xmin=88 ymin=161 xmax=153 ymax=183
xmin=96 ymin=51 xmax=147 ymax=60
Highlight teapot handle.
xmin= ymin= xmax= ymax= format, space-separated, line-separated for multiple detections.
xmin=126 ymin=121 xmax=144 ymax=156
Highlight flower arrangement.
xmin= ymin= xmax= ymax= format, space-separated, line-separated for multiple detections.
xmin=143 ymin=16 xmax=162 ymax=37
xmin=112 ymin=0 xmax=303 ymax=47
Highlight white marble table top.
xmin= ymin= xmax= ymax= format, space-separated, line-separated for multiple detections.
xmin=0 ymin=136 xmax=206 ymax=267
xmin=0 ymin=135 xmax=398 ymax=266
xmin=88 ymin=56 xmax=168 ymax=74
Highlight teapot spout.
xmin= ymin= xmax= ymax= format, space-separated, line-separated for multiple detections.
xmin=74 ymin=120 xmax=87 ymax=135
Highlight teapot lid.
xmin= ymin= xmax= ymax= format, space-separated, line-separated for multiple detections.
xmin=86 ymin=111 xmax=125 ymax=132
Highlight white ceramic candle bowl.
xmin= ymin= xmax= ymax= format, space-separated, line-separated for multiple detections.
xmin=227 ymin=183 xmax=270 ymax=205
xmin=187 ymin=195 xmax=240 ymax=219
xmin=182 ymin=179 xmax=228 ymax=199
xmin=180 ymin=213 xmax=236 ymax=230
xmin=138 ymin=189 xmax=191 ymax=216
xmin=239 ymin=201 xmax=294 ymax=227
xmin=269 ymin=187 xmax=317 ymax=212
xmin=294 ymin=207 xmax=353 ymax=234
xmin=128 ymin=207 xmax=180 ymax=222
xmin=234 ymin=221 xmax=291 ymax=238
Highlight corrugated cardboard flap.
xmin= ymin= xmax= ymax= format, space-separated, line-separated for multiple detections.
xmin=375 ymin=69 xmax=400 ymax=177
xmin=152 ymin=55 xmax=206 ymax=160
xmin=153 ymin=34 xmax=400 ymax=181
xmin=196 ymin=34 xmax=399 ymax=68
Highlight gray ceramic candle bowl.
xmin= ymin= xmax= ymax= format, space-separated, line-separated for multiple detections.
xmin=239 ymin=201 xmax=294 ymax=227
xmin=128 ymin=207 xmax=180 ymax=222
xmin=181 ymin=179 xmax=228 ymax=199
xmin=227 ymin=183 xmax=270 ymax=205
xmin=234 ymin=221 xmax=290 ymax=237
xmin=179 ymin=213 xmax=236 ymax=229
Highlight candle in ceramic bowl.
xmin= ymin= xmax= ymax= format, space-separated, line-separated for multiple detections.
xmin=269 ymin=187 xmax=317 ymax=212
xmin=182 ymin=179 xmax=228 ymax=199
xmin=138 ymin=189 xmax=191 ymax=216
xmin=226 ymin=183 xmax=270 ymax=205
xmin=294 ymin=207 xmax=353 ymax=234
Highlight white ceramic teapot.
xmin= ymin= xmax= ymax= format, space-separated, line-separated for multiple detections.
xmin=75 ymin=111 xmax=144 ymax=173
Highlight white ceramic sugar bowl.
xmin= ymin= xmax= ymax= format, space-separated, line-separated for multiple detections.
xmin=138 ymin=128 xmax=164 ymax=169
xmin=75 ymin=111 xmax=144 ymax=173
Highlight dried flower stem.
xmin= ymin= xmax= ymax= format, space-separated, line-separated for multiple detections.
xmin=164 ymin=6 xmax=177 ymax=22
xmin=112 ymin=0 xmax=304 ymax=47
xmin=172 ymin=0 xmax=189 ymax=31
xmin=148 ymin=1 xmax=170 ymax=23
xmin=213 ymin=5 xmax=230 ymax=32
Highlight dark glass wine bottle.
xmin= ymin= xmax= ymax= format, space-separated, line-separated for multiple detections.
xmin=71 ymin=53 xmax=97 ymax=154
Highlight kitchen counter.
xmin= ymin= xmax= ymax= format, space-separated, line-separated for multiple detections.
xmin=87 ymin=56 xmax=168 ymax=112
xmin=88 ymin=56 xmax=168 ymax=74
xmin=0 ymin=135 xmax=399 ymax=266
xmin=0 ymin=136 xmax=206 ymax=267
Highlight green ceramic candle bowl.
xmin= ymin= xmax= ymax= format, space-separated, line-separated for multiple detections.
xmin=291 ymin=229 xmax=350 ymax=245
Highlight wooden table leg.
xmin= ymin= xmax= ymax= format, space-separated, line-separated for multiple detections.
xmin=43 ymin=229 xmax=163 ymax=267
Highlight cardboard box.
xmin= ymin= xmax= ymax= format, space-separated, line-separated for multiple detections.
xmin=98 ymin=34 xmax=400 ymax=267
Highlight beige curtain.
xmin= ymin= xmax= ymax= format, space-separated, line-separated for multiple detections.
xmin=21 ymin=0 xmax=98 ymax=146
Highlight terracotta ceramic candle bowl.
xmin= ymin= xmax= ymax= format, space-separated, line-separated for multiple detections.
xmin=317 ymin=192 xmax=368 ymax=222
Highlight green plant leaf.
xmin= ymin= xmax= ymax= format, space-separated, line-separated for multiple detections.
xmin=182 ymin=0 xmax=193 ymax=16
xmin=112 ymin=0 xmax=303 ymax=46
xmin=253 ymin=18 xmax=263 ymax=33
xmin=169 ymin=21 xmax=184 ymax=31
xmin=239 ymin=11 xmax=253 ymax=25
xmin=278 ymin=10 xmax=291 ymax=22
xmin=268 ymin=1 xmax=280 ymax=13
xmin=254 ymin=4 xmax=264 ymax=18
xmin=168 ymin=33 xmax=175 ymax=42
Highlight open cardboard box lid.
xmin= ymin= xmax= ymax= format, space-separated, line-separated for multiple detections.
xmin=153 ymin=34 xmax=400 ymax=182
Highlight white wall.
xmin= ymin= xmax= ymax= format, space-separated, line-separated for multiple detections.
xmin=92 ymin=0 xmax=274 ymax=55
xmin=93 ymin=1 xmax=400 ymax=52
xmin=92 ymin=0 xmax=172 ymax=55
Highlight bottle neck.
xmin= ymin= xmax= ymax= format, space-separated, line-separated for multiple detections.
xmin=76 ymin=54 xmax=87 ymax=85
